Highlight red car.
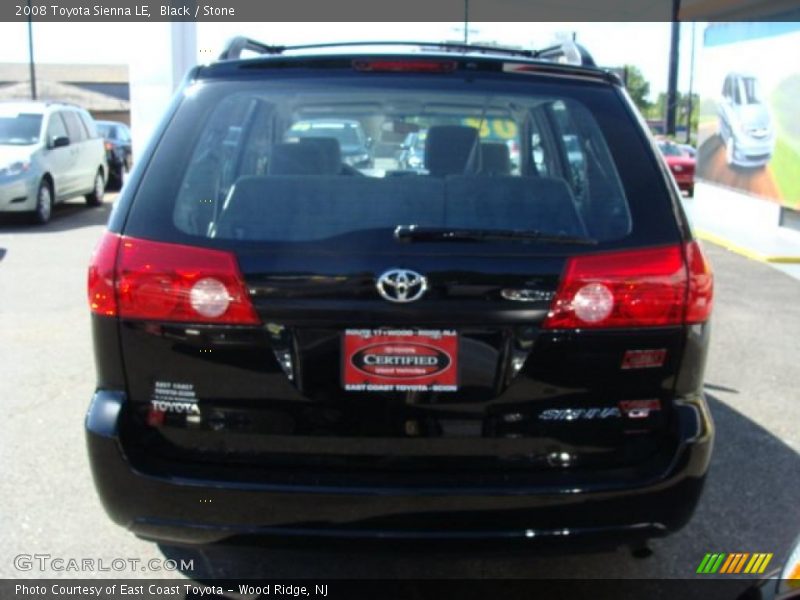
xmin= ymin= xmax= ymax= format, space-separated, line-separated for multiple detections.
xmin=657 ymin=139 xmax=695 ymax=197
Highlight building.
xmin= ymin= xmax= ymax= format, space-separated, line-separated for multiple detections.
xmin=0 ymin=63 xmax=130 ymax=124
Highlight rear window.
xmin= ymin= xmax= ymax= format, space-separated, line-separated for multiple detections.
xmin=126 ymin=73 xmax=679 ymax=249
xmin=97 ymin=123 xmax=116 ymax=138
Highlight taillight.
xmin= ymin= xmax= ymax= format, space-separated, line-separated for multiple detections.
xmin=87 ymin=231 xmax=121 ymax=316
xmin=87 ymin=233 xmax=259 ymax=325
xmin=542 ymin=243 xmax=713 ymax=329
xmin=352 ymin=59 xmax=457 ymax=73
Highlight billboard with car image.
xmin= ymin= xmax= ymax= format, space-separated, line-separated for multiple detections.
xmin=697 ymin=22 xmax=800 ymax=209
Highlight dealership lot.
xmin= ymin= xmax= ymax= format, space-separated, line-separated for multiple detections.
xmin=0 ymin=195 xmax=798 ymax=580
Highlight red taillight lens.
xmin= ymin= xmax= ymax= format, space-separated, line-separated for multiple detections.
xmin=87 ymin=234 xmax=259 ymax=325
xmin=542 ymin=244 xmax=712 ymax=329
xmin=352 ymin=59 xmax=457 ymax=73
xmin=685 ymin=240 xmax=713 ymax=323
xmin=88 ymin=231 xmax=121 ymax=316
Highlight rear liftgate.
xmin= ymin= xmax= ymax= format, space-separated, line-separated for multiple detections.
xmin=89 ymin=233 xmax=712 ymax=479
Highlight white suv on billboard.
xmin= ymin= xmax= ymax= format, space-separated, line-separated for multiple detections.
xmin=0 ymin=102 xmax=107 ymax=224
xmin=718 ymin=73 xmax=775 ymax=168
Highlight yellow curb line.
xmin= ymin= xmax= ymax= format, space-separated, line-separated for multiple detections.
xmin=694 ymin=229 xmax=800 ymax=264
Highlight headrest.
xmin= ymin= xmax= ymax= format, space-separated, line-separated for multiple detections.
xmin=298 ymin=137 xmax=342 ymax=175
xmin=268 ymin=142 xmax=325 ymax=175
xmin=424 ymin=125 xmax=479 ymax=177
xmin=479 ymin=142 xmax=511 ymax=175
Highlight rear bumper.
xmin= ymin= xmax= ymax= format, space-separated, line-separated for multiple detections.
xmin=669 ymin=170 xmax=694 ymax=190
xmin=86 ymin=390 xmax=714 ymax=545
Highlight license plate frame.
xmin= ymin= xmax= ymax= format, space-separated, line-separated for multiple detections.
xmin=342 ymin=328 xmax=458 ymax=392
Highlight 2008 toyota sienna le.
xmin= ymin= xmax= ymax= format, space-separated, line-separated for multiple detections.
xmin=85 ymin=38 xmax=714 ymax=546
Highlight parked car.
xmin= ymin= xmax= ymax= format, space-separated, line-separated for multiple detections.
xmin=86 ymin=39 xmax=714 ymax=547
xmin=95 ymin=120 xmax=132 ymax=191
xmin=657 ymin=138 xmax=696 ymax=197
xmin=718 ymin=73 xmax=775 ymax=168
xmin=285 ymin=118 xmax=373 ymax=169
xmin=396 ymin=130 xmax=426 ymax=170
xmin=0 ymin=101 xmax=106 ymax=223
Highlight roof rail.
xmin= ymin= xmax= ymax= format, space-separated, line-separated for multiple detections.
xmin=533 ymin=41 xmax=596 ymax=67
xmin=283 ymin=40 xmax=536 ymax=59
xmin=218 ymin=37 xmax=595 ymax=68
xmin=218 ymin=38 xmax=537 ymax=61
xmin=218 ymin=36 xmax=284 ymax=61
xmin=43 ymin=100 xmax=82 ymax=109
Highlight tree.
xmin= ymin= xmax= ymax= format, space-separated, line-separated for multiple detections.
xmin=619 ymin=65 xmax=652 ymax=114
xmin=646 ymin=91 xmax=700 ymax=142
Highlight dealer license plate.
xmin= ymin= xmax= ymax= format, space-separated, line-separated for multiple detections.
xmin=342 ymin=329 xmax=458 ymax=392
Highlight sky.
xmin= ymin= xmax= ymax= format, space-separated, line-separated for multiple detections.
xmin=0 ymin=21 xmax=703 ymax=100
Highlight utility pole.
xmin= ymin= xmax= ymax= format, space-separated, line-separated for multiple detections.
xmin=685 ymin=21 xmax=696 ymax=144
xmin=27 ymin=0 xmax=37 ymax=100
xmin=665 ymin=0 xmax=681 ymax=136
xmin=451 ymin=6 xmax=477 ymax=46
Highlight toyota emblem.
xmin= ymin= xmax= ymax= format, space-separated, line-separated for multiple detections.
xmin=376 ymin=269 xmax=428 ymax=303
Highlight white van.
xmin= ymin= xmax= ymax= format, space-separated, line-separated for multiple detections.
xmin=0 ymin=102 xmax=107 ymax=223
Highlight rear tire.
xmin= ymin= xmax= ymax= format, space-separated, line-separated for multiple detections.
xmin=32 ymin=179 xmax=53 ymax=225
xmin=687 ymin=185 xmax=694 ymax=198
xmin=85 ymin=169 xmax=105 ymax=207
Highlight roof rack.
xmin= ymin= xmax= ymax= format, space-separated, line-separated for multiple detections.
xmin=217 ymin=37 xmax=596 ymax=68
xmin=533 ymin=41 xmax=596 ymax=67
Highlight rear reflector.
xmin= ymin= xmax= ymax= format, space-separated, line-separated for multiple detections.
xmin=542 ymin=243 xmax=713 ymax=329
xmin=87 ymin=231 xmax=121 ymax=317
xmin=352 ymin=59 xmax=457 ymax=73
xmin=684 ymin=240 xmax=713 ymax=323
xmin=87 ymin=233 xmax=259 ymax=325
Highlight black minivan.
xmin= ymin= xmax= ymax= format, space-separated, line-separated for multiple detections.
xmin=86 ymin=39 xmax=714 ymax=545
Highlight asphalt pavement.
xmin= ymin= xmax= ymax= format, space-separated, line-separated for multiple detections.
xmin=1 ymin=195 xmax=798 ymax=583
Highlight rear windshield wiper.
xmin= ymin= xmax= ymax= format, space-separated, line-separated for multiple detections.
xmin=394 ymin=225 xmax=597 ymax=245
